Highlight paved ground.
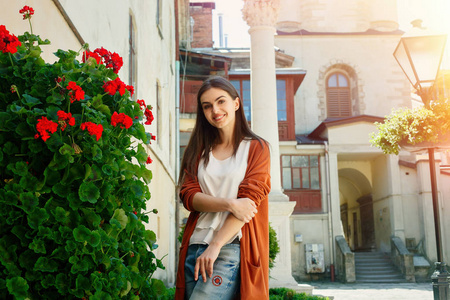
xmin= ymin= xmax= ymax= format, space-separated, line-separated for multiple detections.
xmin=307 ymin=282 xmax=433 ymax=300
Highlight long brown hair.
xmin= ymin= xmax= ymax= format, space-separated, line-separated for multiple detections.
xmin=178 ymin=76 xmax=263 ymax=185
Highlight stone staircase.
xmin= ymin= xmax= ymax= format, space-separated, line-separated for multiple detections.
xmin=355 ymin=252 xmax=406 ymax=283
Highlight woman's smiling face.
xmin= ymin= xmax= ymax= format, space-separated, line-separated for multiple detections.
xmin=200 ymin=87 xmax=240 ymax=131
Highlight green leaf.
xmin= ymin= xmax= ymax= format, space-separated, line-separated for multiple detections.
xmin=7 ymin=161 xmax=28 ymax=176
xmin=55 ymin=273 xmax=69 ymax=295
xmin=136 ymin=144 xmax=148 ymax=164
xmin=22 ymin=94 xmax=42 ymax=108
xmin=73 ymin=225 xmax=91 ymax=243
xmin=52 ymin=182 xmax=69 ymax=198
xmin=19 ymin=192 xmax=39 ymax=213
xmin=6 ymin=276 xmax=29 ymax=299
xmin=143 ymin=230 xmax=157 ymax=249
xmin=79 ymin=182 xmax=100 ymax=203
xmin=76 ymin=274 xmax=91 ymax=291
xmin=53 ymin=206 xmax=69 ymax=224
xmin=111 ymin=208 xmax=128 ymax=230
xmin=48 ymin=152 xmax=69 ymax=171
xmin=27 ymin=207 xmax=49 ymax=229
xmin=34 ymin=256 xmax=58 ymax=272
xmin=59 ymin=143 xmax=75 ymax=156
xmin=29 ymin=237 xmax=46 ymax=254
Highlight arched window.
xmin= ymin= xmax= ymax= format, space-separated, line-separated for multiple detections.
xmin=326 ymin=72 xmax=351 ymax=118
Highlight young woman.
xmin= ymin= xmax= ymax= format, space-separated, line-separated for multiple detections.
xmin=175 ymin=76 xmax=271 ymax=300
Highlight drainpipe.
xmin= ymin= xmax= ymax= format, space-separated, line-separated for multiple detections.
xmin=324 ymin=141 xmax=335 ymax=281
xmin=174 ymin=0 xmax=180 ymax=276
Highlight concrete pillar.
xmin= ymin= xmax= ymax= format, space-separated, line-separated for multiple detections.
xmin=328 ymin=151 xmax=344 ymax=238
xmin=386 ymin=155 xmax=406 ymax=241
xmin=242 ymin=0 xmax=286 ymax=202
xmin=242 ymin=0 xmax=298 ymax=289
xmin=416 ymin=153 xmax=441 ymax=262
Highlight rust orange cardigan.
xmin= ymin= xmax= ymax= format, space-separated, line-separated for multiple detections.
xmin=175 ymin=139 xmax=271 ymax=300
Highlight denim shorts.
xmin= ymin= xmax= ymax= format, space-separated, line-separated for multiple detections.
xmin=185 ymin=243 xmax=240 ymax=300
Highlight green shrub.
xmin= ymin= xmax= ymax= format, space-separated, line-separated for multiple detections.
xmin=0 ymin=6 xmax=166 ymax=299
xmin=269 ymin=287 xmax=330 ymax=300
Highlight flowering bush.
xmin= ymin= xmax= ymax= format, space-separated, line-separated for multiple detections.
xmin=370 ymin=99 xmax=450 ymax=154
xmin=0 ymin=7 xmax=166 ymax=299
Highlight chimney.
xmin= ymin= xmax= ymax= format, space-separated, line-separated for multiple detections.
xmin=189 ymin=2 xmax=216 ymax=48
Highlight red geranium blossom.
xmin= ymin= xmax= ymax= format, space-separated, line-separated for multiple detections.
xmin=82 ymin=50 xmax=102 ymax=64
xmin=67 ymin=81 xmax=85 ymax=103
xmin=146 ymin=156 xmax=153 ymax=164
xmin=137 ymin=99 xmax=146 ymax=110
xmin=80 ymin=122 xmax=103 ymax=141
xmin=111 ymin=112 xmax=133 ymax=129
xmin=19 ymin=5 xmax=34 ymax=20
xmin=126 ymin=84 xmax=134 ymax=96
xmin=0 ymin=25 xmax=21 ymax=54
xmin=57 ymin=110 xmax=75 ymax=131
xmin=93 ymin=47 xmax=123 ymax=74
xmin=144 ymin=108 xmax=154 ymax=125
xmin=35 ymin=116 xmax=58 ymax=142
xmin=103 ymin=77 xmax=133 ymax=96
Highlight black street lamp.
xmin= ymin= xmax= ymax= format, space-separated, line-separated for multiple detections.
xmin=393 ymin=19 xmax=448 ymax=299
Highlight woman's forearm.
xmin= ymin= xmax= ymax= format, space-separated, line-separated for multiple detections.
xmin=209 ymin=213 xmax=245 ymax=248
xmin=194 ymin=213 xmax=245 ymax=281
xmin=191 ymin=192 xmax=231 ymax=212
xmin=191 ymin=193 xmax=257 ymax=223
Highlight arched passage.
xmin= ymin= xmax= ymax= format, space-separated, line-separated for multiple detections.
xmin=339 ymin=168 xmax=375 ymax=251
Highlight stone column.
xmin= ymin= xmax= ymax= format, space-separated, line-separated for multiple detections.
xmin=242 ymin=0 xmax=298 ymax=289
xmin=386 ymin=155 xmax=406 ymax=241
xmin=416 ymin=153 xmax=441 ymax=262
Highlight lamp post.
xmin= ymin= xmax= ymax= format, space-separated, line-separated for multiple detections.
xmin=393 ymin=19 xmax=448 ymax=299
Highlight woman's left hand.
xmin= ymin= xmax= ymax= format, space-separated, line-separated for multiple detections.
xmin=194 ymin=243 xmax=221 ymax=282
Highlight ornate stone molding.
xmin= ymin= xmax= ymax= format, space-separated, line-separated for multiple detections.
xmin=317 ymin=59 xmax=366 ymax=121
xmin=242 ymin=0 xmax=281 ymax=28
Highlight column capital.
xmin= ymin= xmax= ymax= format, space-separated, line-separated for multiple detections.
xmin=242 ymin=0 xmax=281 ymax=28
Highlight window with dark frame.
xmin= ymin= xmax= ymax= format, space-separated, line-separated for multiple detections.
xmin=326 ymin=72 xmax=351 ymax=118
xmin=230 ymin=79 xmax=287 ymax=122
xmin=281 ymin=155 xmax=320 ymax=190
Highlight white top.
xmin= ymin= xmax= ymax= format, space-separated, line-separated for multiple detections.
xmin=189 ymin=139 xmax=251 ymax=245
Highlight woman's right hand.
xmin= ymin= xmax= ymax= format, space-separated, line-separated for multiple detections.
xmin=229 ymin=198 xmax=257 ymax=223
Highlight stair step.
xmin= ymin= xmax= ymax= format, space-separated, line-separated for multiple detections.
xmin=356 ymin=268 xmax=399 ymax=275
xmin=356 ymin=278 xmax=407 ymax=283
xmin=354 ymin=252 xmax=406 ymax=283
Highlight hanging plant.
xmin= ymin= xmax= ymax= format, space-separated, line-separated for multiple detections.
xmin=370 ymin=99 xmax=450 ymax=155
xmin=0 ymin=6 xmax=165 ymax=299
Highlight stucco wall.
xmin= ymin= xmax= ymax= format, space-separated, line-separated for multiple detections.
xmin=275 ymin=34 xmax=411 ymax=135
xmin=290 ymin=214 xmax=330 ymax=281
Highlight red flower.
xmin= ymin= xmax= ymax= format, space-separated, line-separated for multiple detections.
xmin=35 ymin=116 xmax=58 ymax=142
xmin=111 ymin=112 xmax=133 ymax=129
xmin=0 ymin=25 xmax=21 ymax=54
xmin=144 ymin=108 xmax=154 ymax=125
xmin=67 ymin=81 xmax=85 ymax=103
xmin=19 ymin=5 xmax=34 ymax=20
xmin=103 ymin=78 xmax=127 ymax=96
xmin=57 ymin=110 xmax=75 ymax=131
xmin=82 ymin=50 xmax=102 ymax=64
xmin=80 ymin=122 xmax=103 ymax=141
xmin=137 ymin=99 xmax=146 ymax=110
xmin=146 ymin=156 xmax=153 ymax=164
xmin=93 ymin=47 xmax=123 ymax=74
xmin=126 ymin=84 xmax=134 ymax=96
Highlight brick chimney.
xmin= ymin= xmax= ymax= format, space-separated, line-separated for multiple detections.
xmin=189 ymin=2 xmax=215 ymax=48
